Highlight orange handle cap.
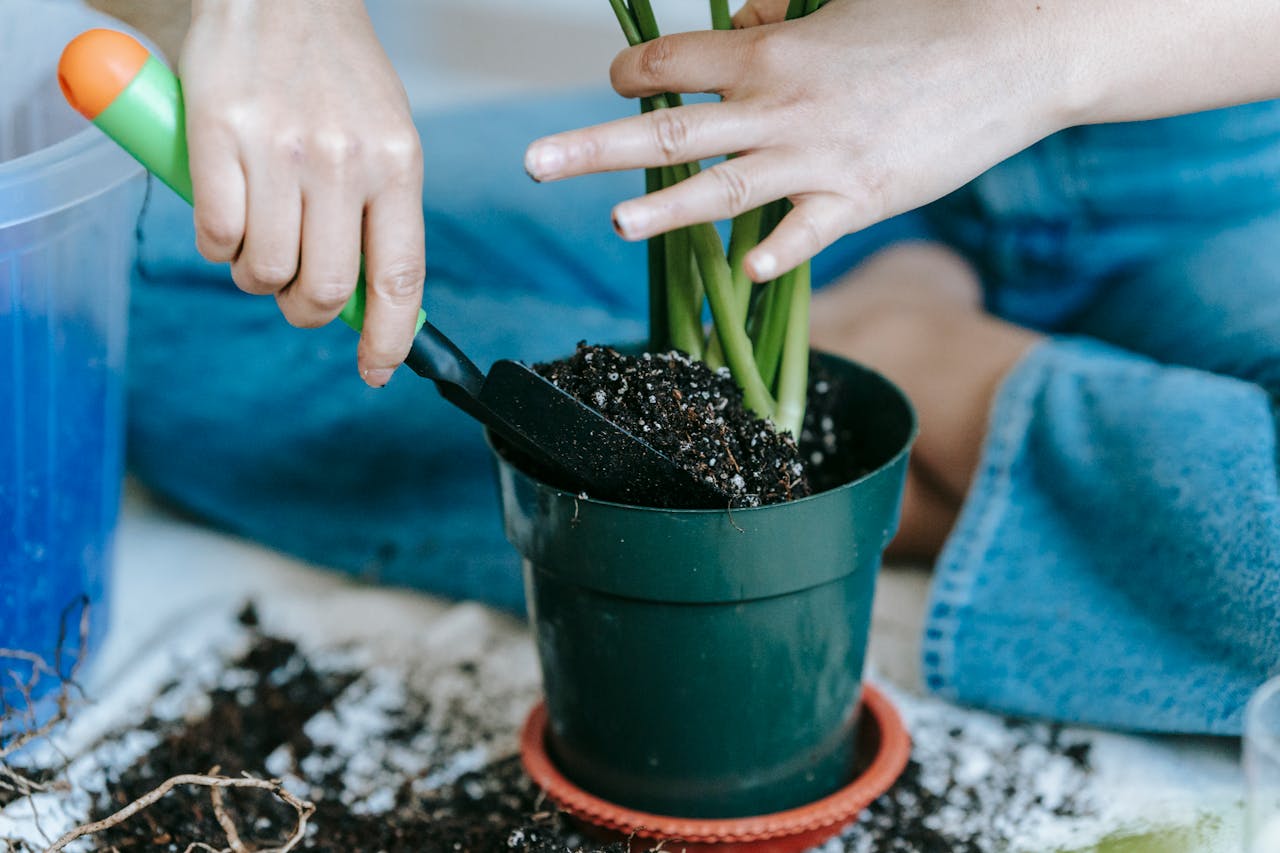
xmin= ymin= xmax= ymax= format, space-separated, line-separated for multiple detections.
xmin=58 ymin=28 xmax=150 ymax=120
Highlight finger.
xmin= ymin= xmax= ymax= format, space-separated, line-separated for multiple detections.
xmin=358 ymin=184 xmax=426 ymax=386
xmin=610 ymin=155 xmax=796 ymax=241
xmin=187 ymin=122 xmax=247 ymax=263
xmin=609 ymin=29 xmax=755 ymax=99
xmin=276 ymin=186 xmax=363 ymax=330
xmin=230 ymin=160 xmax=303 ymax=296
xmin=745 ymin=195 xmax=853 ymax=282
xmin=732 ymin=0 xmax=789 ymax=28
xmin=525 ymin=102 xmax=760 ymax=182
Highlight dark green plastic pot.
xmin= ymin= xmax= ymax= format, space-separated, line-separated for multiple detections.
xmin=492 ymin=351 xmax=916 ymax=819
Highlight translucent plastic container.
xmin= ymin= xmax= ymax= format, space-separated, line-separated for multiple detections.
xmin=0 ymin=1 xmax=146 ymax=697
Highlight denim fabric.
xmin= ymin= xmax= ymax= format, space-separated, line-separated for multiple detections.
xmin=928 ymin=101 xmax=1280 ymax=330
xmin=128 ymin=89 xmax=1280 ymax=733
xmin=926 ymin=338 xmax=1280 ymax=735
xmin=922 ymin=102 xmax=1280 ymax=734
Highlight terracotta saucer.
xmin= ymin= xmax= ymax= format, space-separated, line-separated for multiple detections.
xmin=519 ymin=684 xmax=910 ymax=852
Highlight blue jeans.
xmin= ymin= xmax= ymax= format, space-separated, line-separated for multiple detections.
xmin=128 ymin=91 xmax=1280 ymax=734
xmin=919 ymin=106 xmax=1280 ymax=735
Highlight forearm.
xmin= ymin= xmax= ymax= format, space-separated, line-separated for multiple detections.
xmin=1042 ymin=0 xmax=1280 ymax=127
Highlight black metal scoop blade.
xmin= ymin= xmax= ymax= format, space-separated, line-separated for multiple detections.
xmin=404 ymin=321 xmax=723 ymax=508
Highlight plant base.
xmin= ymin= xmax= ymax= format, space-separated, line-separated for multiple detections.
xmin=519 ymin=684 xmax=911 ymax=853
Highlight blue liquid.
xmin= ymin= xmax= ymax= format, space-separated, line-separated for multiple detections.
xmin=0 ymin=186 xmax=137 ymax=713
xmin=0 ymin=309 xmax=119 ymax=712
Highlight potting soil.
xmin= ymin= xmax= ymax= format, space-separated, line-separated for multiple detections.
xmin=535 ymin=344 xmax=812 ymax=507
xmin=1 ymin=604 xmax=1104 ymax=852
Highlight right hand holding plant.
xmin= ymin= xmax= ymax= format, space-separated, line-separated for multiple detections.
xmin=526 ymin=0 xmax=1076 ymax=282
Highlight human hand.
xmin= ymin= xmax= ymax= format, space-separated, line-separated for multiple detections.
xmin=730 ymin=0 xmax=789 ymax=28
xmin=525 ymin=0 xmax=1075 ymax=282
xmin=181 ymin=0 xmax=424 ymax=387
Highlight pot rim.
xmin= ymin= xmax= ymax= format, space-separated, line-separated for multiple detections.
xmin=489 ymin=348 xmax=918 ymax=516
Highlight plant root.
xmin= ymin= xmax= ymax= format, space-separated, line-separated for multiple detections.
xmin=1 ymin=597 xmax=91 ymax=849
xmin=46 ymin=772 xmax=315 ymax=853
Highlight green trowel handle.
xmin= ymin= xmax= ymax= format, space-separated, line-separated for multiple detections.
xmin=75 ymin=48 xmax=425 ymax=336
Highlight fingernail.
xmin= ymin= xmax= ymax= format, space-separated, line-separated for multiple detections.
xmin=363 ymin=367 xmax=394 ymax=387
xmin=525 ymin=142 xmax=564 ymax=180
xmin=612 ymin=204 xmax=650 ymax=240
xmin=751 ymin=252 xmax=777 ymax=280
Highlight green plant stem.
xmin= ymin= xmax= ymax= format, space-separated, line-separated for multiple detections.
xmin=785 ymin=0 xmax=807 ymax=19
xmin=704 ymin=207 xmax=762 ymax=368
xmin=630 ymin=0 xmax=661 ymax=40
xmin=750 ymin=197 xmax=793 ymax=385
xmin=687 ymin=221 xmax=775 ymax=417
xmin=660 ymin=165 xmax=706 ymax=358
xmin=773 ymin=262 xmax=811 ymax=438
xmin=703 ymin=334 xmax=725 ymax=371
xmin=726 ymin=206 xmax=763 ymax=317
xmin=612 ymin=7 xmax=706 ymax=357
xmin=665 ymin=225 xmax=705 ymax=358
xmin=753 ymin=273 xmax=793 ymax=389
xmin=607 ymin=0 xmax=643 ymax=43
xmin=710 ymin=0 xmax=732 ymax=30
xmin=645 ymin=185 xmax=669 ymax=350
xmin=703 ymin=333 xmax=725 ymax=372
xmin=608 ymin=0 xmax=780 ymax=423
xmin=643 ymin=99 xmax=669 ymax=351
xmin=702 ymin=0 xmax=760 ymax=367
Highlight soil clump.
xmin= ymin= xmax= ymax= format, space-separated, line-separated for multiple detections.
xmin=535 ymin=344 xmax=812 ymax=507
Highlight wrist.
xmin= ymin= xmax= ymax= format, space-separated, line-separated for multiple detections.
xmin=188 ymin=0 xmax=253 ymax=31
xmin=1039 ymin=5 xmax=1116 ymax=131
xmin=190 ymin=0 xmax=367 ymax=25
xmin=993 ymin=0 xmax=1103 ymax=136
xmin=1013 ymin=0 xmax=1261 ymax=129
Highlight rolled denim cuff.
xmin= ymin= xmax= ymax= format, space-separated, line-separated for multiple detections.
xmin=922 ymin=337 xmax=1280 ymax=735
